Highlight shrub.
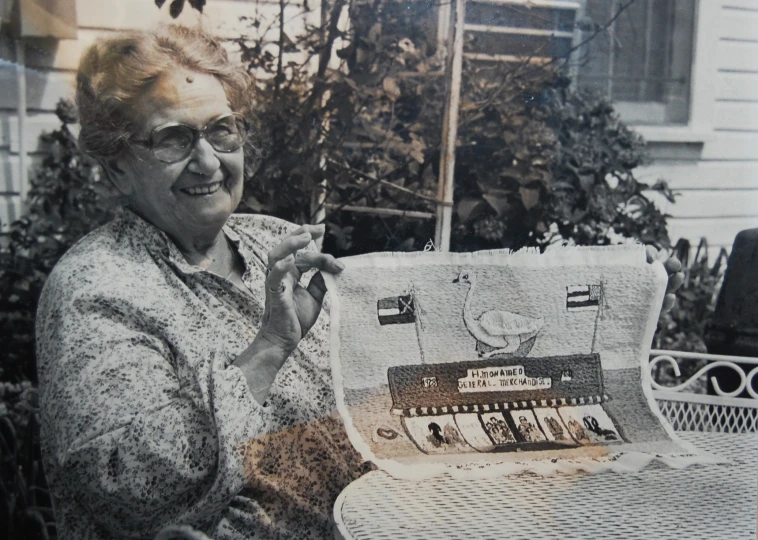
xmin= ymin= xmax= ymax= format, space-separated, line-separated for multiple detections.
xmin=1 ymin=101 xmax=114 ymax=382
xmin=0 ymin=101 xmax=114 ymax=539
xmin=451 ymin=69 xmax=675 ymax=251
xmin=655 ymin=238 xmax=727 ymax=353
xmin=232 ymin=0 xmax=674 ymax=253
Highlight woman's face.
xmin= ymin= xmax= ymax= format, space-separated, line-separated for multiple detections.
xmin=112 ymin=69 xmax=245 ymax=243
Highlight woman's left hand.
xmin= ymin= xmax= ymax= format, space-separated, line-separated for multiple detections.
xmin=646 ymin=245 xmax=684 ymax=313
xmin=260 ymin=223 xmax=344 ymax=353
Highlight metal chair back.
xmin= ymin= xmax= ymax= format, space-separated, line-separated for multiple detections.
xmin=650 ymin=349 xmax=758 ymax=433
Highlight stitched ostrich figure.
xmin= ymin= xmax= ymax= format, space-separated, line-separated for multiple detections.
xmin=453 ymin=270 xmax=544 ymax=358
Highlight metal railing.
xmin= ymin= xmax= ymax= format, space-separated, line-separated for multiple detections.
xmin=649 ymin=349 xmax=758 ymax=433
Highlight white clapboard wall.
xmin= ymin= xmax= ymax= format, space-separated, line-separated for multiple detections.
xmin=0 ymin=0 xmax=319 ymax=230
xmin=637 ymin=0 xmax=758 ymax=253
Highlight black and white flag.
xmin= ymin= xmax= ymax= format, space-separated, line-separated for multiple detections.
xmin=566 ymin=285 xmax=602 ymax=311
xmin=377 ymin=294 xmax=416 ymax=325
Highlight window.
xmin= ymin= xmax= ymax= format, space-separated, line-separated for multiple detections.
xmin=463 ymin=1 xmax=578 ymax=62
xmin=451 ymin=0 xmax=696 ymax=126
xmin=574 ymin=0 xmax=697 ymax=125
xmin=465 ymin=0 xmax=578 ymax=61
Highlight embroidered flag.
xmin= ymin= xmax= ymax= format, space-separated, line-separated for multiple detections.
xmin=566 ymin=285 xmax=602 ymax=311
xmin=377 ymin=294 xmax=416 ymax=325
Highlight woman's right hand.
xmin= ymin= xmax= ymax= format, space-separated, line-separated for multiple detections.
xmin=259 ymin=223 xmax=344 ymax=354
xmin=237 ymin=223 xmax=344 ymax=403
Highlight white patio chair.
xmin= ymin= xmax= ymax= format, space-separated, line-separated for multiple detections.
xmin=649 ymin=349 xmax=758 ymax=432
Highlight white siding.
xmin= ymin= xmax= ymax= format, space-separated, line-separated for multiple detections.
xmin=0 ymin=196 xmax=22 ymax=226
xmin=636 ymin=0 xmax=758 ymax=252
xmin=0 ymin=0 xmax=318 ymax=230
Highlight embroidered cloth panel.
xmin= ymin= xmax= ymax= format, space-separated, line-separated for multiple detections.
xmin=324 ymin=245 xmax=720 ymax=479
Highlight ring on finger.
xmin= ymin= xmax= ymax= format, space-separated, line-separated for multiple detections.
xmin=268 ymin=281 xmax=286 ymax=294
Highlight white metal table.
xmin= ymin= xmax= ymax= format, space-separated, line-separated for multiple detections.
xmin=334 ymin=431 xmax=757 ymax=540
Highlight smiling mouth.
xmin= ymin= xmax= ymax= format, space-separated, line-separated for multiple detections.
xmin=180 ymin=180 xmax=224 ymax=196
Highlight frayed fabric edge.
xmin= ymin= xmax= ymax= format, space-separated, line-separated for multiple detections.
xmin=337 ymin=244 xmax=649 ymax=269
xmin=365 ymin=448 xmax=727 ymax=482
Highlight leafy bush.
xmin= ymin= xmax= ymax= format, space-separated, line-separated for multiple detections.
xmin=451 ymin=69 xmax=675 ymax=251
xmin=654 ymin=238 xmax=727 ymax=353
xmin=231 ymin=0 xmax=674 ymax=253
xmin=233 ymin=0 xmax=445 ymax=253
xmin=0 ymin=380 xmax=52 ymax=539
xmin=1 ymin=101 xmax=114 ymax=382
xmin=0 ymin=101 xmax=115 ymax=539
xmin=650 ymin=238 xmax=726 ymax=393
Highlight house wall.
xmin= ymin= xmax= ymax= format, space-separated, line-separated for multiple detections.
xmin=636 ymin=0 xmax=758 ymax=252
xmin=0 ymin=0 xmax=319 ymax=230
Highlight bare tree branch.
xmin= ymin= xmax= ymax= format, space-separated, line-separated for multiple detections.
xmin=274 ymin=0 xmax=286 ymax=100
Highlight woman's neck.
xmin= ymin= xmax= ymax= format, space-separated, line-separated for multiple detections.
xmin=127 ymin=205 xmax=233 ymax=273
xmin=174 ymin=230 xmax=229 ymax=270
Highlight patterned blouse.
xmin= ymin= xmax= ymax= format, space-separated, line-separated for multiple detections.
xmin=36 ymin=209 xmax=371 ymax=540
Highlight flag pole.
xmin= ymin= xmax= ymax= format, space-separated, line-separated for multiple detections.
xmin=411 ymin=282 xmax=426 ymax=364
xmin=434 ymin=0 xmax=466 ymax=252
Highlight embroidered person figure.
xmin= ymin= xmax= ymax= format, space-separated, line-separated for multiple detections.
xmin=36 ymin=25 xmax=370 ymax=540
xmin=567 ymin=418 xmax=591 ymax=444
xmin=518 ymin=415 xmax=544 ymax=443
xmin=545 ymin=416 xmax=567 ymax=441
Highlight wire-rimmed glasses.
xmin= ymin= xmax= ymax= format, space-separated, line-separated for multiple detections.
xmin=135 ymin=112 xmax=249 ymax=164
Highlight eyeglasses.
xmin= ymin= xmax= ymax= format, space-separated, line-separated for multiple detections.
xmin=134 ymin=112 xmax=249 ymax=164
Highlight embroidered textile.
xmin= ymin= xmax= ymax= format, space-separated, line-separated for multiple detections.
xmin=324 ymin=246 xmax=719 ymax=479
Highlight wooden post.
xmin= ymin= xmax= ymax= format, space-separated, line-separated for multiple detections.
xmin=324 ymin=204 xmax=435 ymax=220
xmin=436 ymin=0 xmax=451 ymax=59
xmin=15 ymin=39 xmax=28 ymax=204
xmin=311 ymin=176 xmax=327 ymax=250
xmin=434 ymin=0 xmax=465 ymax=252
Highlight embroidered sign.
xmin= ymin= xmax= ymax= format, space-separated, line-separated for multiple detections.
xmin=457 ymin=365 xmax=552 ymax=393
xmin=387 ymin=354 xmax=605 ymax=415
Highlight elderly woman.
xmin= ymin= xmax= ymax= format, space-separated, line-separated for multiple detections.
xmin=36 ymin=25 xmax=369 ymax=539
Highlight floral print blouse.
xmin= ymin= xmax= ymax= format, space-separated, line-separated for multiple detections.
xmin=36 ymin=209 xmax=371 ymax=540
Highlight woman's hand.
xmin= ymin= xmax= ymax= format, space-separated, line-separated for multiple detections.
xmin=646 ymin=245 xmax=684 ymax=313
xmin=235 ymin=224 xmax=342 ymax=403
xmin=259 ymin=223 xmax=344 ymax=353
